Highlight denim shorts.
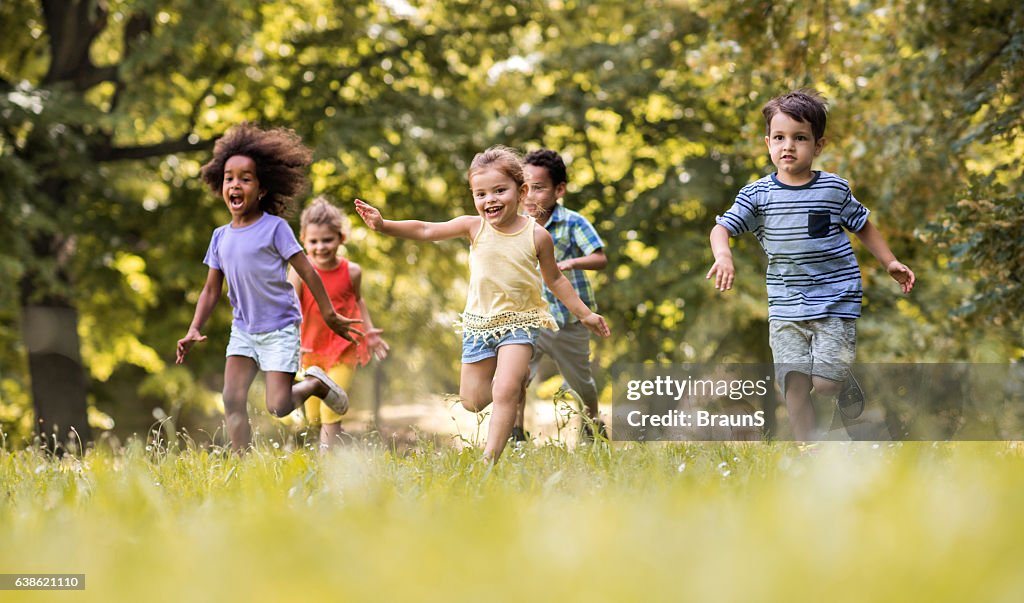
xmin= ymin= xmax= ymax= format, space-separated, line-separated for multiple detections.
xmin=461 ymin=328 xmax=537 ymax=364
xmin=226 ymin=323 xmax=301 ymax=373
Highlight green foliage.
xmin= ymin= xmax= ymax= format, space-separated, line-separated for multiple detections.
xmin=1 ymin=0 xmax=1021 ymax=442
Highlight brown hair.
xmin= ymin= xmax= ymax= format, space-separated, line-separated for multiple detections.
xmin=200 ymin=123 xmax=312 ymax=216
xmin=467 ymin=145 xmax=525 ymax=189
xmin=299 ymin=196 xmax=349 ymax=241
xmin=762 ymin=89 xmax=828 ymax=141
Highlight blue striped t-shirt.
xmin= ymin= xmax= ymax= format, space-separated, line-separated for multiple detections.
xmin=716 ymin=171 xmax=870 ymax=321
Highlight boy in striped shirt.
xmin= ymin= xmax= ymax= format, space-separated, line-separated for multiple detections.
xmin=707 ymin=89 xmax=915 ymax=440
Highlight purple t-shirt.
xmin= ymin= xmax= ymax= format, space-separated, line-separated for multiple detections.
xmin=204 ymin=212 xmax=303 ymax=333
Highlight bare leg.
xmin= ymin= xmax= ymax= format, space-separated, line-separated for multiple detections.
xmin=811 ymin=376 xmax=842 ymax=398
xmin=459 ymin=356 xmax=498 ymax=453
xmin=784 ymin=371 xmax=816 ymax=442
xmin=291 ymin=376 xmax=329 ymax=409
xmin=265 ymin=371 xmax=303 ymax=417
xmin=223 ymin=356 xmax=259 ymax=452
xmin=265 ymin=371 xmax=336 ymax=418
xmin=482 ymin=344 xmax=532 ymax=461
xmin=459 ymin=356 xmax=498 ymax=412
xmin=320 ymin=422 xmax=344 ymax=450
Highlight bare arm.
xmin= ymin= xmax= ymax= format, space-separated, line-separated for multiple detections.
xmin=350 ymin=262 xmax=389 ymax=360
xmin=354 ymin=199 xmax=478 ymax=242
xmin=556 ymin=249 xmax=607 ymax=272
xmin=290 ymin=252 xmax=364 ymax=342
xmin=287 ymin=264 xmax=302 ymax=298
xmin=536 ymin=226 xmax=610 ymax=337
xmin=706 ymin=224 xmax=735 ymax=291
xmin=854 ymin=220 xmax=915 ymax=294
xmin=176 ymin=268 xmax=224 ymax=364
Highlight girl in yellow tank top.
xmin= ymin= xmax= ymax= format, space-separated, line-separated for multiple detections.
xmin=461 ymin=214 xmax=557 ymax=338
xmin=354 ymin=145 xmax=609 ymax=462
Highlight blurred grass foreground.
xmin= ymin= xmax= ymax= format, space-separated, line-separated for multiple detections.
xmin=3 ymin=440 xmax=1024 ymax=602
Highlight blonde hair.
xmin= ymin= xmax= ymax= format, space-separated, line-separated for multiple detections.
xmin=300 ymin=196 xmax=350 ymax=241
xmin=468 ymin=145 xmax=525 ymax=189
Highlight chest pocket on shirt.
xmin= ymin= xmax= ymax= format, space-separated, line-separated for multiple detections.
xmin=807 ymin=210 xmax=831 ymax=238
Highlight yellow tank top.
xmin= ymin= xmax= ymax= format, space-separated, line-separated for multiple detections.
xmin=459 ymin=217 xmax=557 ymax=338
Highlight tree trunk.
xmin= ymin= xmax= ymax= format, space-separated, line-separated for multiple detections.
xmin=21 ymin=304 xmax=92 ymax=453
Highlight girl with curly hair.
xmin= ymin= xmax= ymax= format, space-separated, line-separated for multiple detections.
xmin=176 ymin=123 xmax=361 ymax=452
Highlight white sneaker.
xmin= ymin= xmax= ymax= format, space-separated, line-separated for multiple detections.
xmin=305 ymin=366 xmax=349 ymax=415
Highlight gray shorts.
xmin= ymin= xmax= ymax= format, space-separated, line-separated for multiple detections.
xmin=529 ymin=321 xmax=598 ymax=406
xmin=769 ymin=317 xmax=856 ymax=393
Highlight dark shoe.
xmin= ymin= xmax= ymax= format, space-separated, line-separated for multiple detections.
xmin=836 ymin=371 xmax=865 ymax=420
xmin=511 ymin=426 xmax=529 ymax=442
xmin=581 ymin=418 xmax=608 ymax=442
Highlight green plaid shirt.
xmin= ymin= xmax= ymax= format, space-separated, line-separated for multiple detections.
xmin=542 ymin=204 xmax=604 ymax=327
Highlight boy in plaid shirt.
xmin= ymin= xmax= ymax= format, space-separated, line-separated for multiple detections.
xmin=514 ymin=149 xmax=608 ymax=441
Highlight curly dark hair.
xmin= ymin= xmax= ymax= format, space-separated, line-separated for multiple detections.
xmin=523 ymin=148 xmax=568 ymax=186
xmin=200 ymin=123 xmax=312 ymax=216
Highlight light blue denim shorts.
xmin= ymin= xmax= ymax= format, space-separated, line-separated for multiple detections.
xmin=461 ymin=328 xmax=537 ymax=364
xmin=226 ymin=323 xmax=301 ymax=373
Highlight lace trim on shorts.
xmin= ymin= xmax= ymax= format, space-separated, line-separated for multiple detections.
xmin=456 ymin=309 xmax=557 ymax=340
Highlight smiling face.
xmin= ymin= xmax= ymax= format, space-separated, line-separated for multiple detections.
xmin=765 ymin=112 xmax=825 ymax=186
xmin=301 ymin=222 xmax=343 ymax=270
xmin=470 ymin=167 xmax=528 ymax=231
xmin=523 ymin=164 xmax=565 ymax=221
xmin=222 ymin=155 xmax=265 ymax=226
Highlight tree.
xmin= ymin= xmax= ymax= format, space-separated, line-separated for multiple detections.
xmin=2 ymin=0 xmax=1020 ymax=448
xmin=0 ymin=0 xmax=538 ymax=447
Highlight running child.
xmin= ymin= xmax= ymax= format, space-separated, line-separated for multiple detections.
xmin=289 ymin=197 xmax=389 ymax=449
xmin=176 ymin=123 xmax=362 ymax=452
xmin=354 ymin=145 xmax=610 ymax=461
xmin=707 ymin=89 xmax=915 ymax=440
xmin=514 ymin=148 xmax=608 ymax=442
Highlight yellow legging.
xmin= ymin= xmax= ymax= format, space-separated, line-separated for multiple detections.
xmin=303 ymin=363 xmax=355 ymax=425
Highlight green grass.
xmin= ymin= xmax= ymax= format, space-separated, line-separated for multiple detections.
xmin=3 ymin=439 xmax=1024 ymax=602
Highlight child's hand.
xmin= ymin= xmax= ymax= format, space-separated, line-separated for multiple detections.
xmin=353 ymin=199 xmax=383 ymax=231
xmin=556 ymin=259 xmax=575 ymax=271
xmin=706 ymin=256 xmax=735 ymax=291
xmin=176 ymin=328 xmax=207 ymax=364
xmin=887 ymin=260 xmax=916 ymax=294
xmin=366 ymin=328 xmax=390 ymax=361
xmin=325 ymin=312 xmax=364 ymax=343
xmin=581 ymin=313 xmax=611 ymax=338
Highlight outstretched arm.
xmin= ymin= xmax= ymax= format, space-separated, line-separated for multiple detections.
xmin=854 ymin=220 xmax=915 ymax=294
xmin=290 ymin=252 xmax=364 ymax=342
xmin=176 ymin=268 xmax=224 ymax=364
xmin=354 ymin=199 xmax=478 ymax=242
xmin=706 ymin=224 xmax=735 ymax=291
xmin=536 ymin=227 xmax=610 ymax=337
xmin=350 ymin=262 xmax=389 ymax=361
